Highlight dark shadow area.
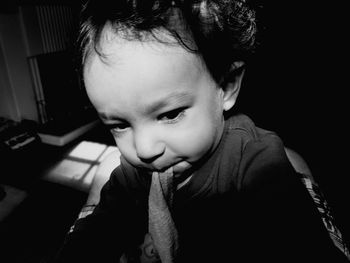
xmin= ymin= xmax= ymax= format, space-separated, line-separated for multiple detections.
xmin=236 ymin=1 xmax=350 ymax=249
xmin=0 ymin=181 xmax=87 ymax=263
xmin=0 ymin=122 xmax=115 ymax=262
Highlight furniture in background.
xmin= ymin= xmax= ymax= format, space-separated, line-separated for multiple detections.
xmin=0 ymin=117 xmax=40 ymax=220
xmin=28 ymin=50 xmax=99 ymax=146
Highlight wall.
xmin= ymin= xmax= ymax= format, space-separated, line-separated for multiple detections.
xmin=19 ymin=5 xmax=44 ymax=57
xmin=0 ymin=3 xmax=78 ymax=123
xmin=0 ymin=13 xmax=38 ymax=122
xmin=0 ymin=41 xmax=20 ymax=121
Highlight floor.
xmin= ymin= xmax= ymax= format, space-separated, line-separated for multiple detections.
xmin=0 ymin=122 xmax=115 ymax=263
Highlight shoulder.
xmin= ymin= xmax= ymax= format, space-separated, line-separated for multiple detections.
xmin=225 ymin=114 xmax=286 ymax=164
xmin=225 ymin=114 xmax=280 ymax=147
xmin=227 ymin=115 xmax=312 ymax=178
xmin=225 ymin=114 xmax=305 ymax=189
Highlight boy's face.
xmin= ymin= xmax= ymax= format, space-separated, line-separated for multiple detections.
xmin=84 ymin=29 xmax=227 ymax=179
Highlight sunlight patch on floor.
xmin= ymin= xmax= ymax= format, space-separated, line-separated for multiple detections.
xmin=43 ymin=141 xmax=120 ymax=192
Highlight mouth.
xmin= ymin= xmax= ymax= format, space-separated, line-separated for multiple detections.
xmin=141 ymin=160 xmax=190 ymax=174
xmin=141 ymin=161 xmax=195 ymax=187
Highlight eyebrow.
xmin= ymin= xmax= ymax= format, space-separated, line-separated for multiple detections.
xmin=145 ymin=91 xmax=193 ymax=114
xmin=99 ymin=91 xmax=193 ymax=121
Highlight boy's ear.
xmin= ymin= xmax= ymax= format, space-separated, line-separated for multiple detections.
xmin=221 ymin=61 xmax=245 ymax=112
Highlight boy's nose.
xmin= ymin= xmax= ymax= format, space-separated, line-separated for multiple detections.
xmin=134 ymin=128 xmax=165 ymax=163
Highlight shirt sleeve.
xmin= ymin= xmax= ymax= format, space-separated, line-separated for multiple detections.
xmin=53 ymin=164 xmax=144 ymax=263
xmin=238 ymin=135 xmax=349 ymax=262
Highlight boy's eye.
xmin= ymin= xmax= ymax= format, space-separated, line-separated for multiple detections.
xmin=109 ymin=122 xmax=130 ymax=133
xmin=158 ymin=108 xmax=186 ymax=123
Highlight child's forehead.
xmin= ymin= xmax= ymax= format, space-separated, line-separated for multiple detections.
xmin=89 ymin=23 xmax=200 ymax=69
xmin=84 ymin=27 xmax=209 ymax=86
xmin=94 ymin=10 xmax=196 ymax=56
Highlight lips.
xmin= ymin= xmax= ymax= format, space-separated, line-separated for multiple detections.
xmin=143 ymin=160 xmax=190 ymax=174
xmin=154 ymin=162 xmax=181 ymax=173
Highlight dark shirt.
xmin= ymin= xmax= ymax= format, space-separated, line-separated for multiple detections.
xmin=55 ymin=114 xmax=349 ymax=262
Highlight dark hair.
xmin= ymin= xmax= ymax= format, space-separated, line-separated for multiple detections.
xmin=78 ymin=0 xmax=257 ymax=82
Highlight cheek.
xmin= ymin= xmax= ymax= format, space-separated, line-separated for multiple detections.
xmin=168 ymin=110 xmax=223 ymax=159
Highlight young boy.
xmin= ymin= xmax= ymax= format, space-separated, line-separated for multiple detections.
xmin=55 ymin=0 xmax=349 ymax=262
